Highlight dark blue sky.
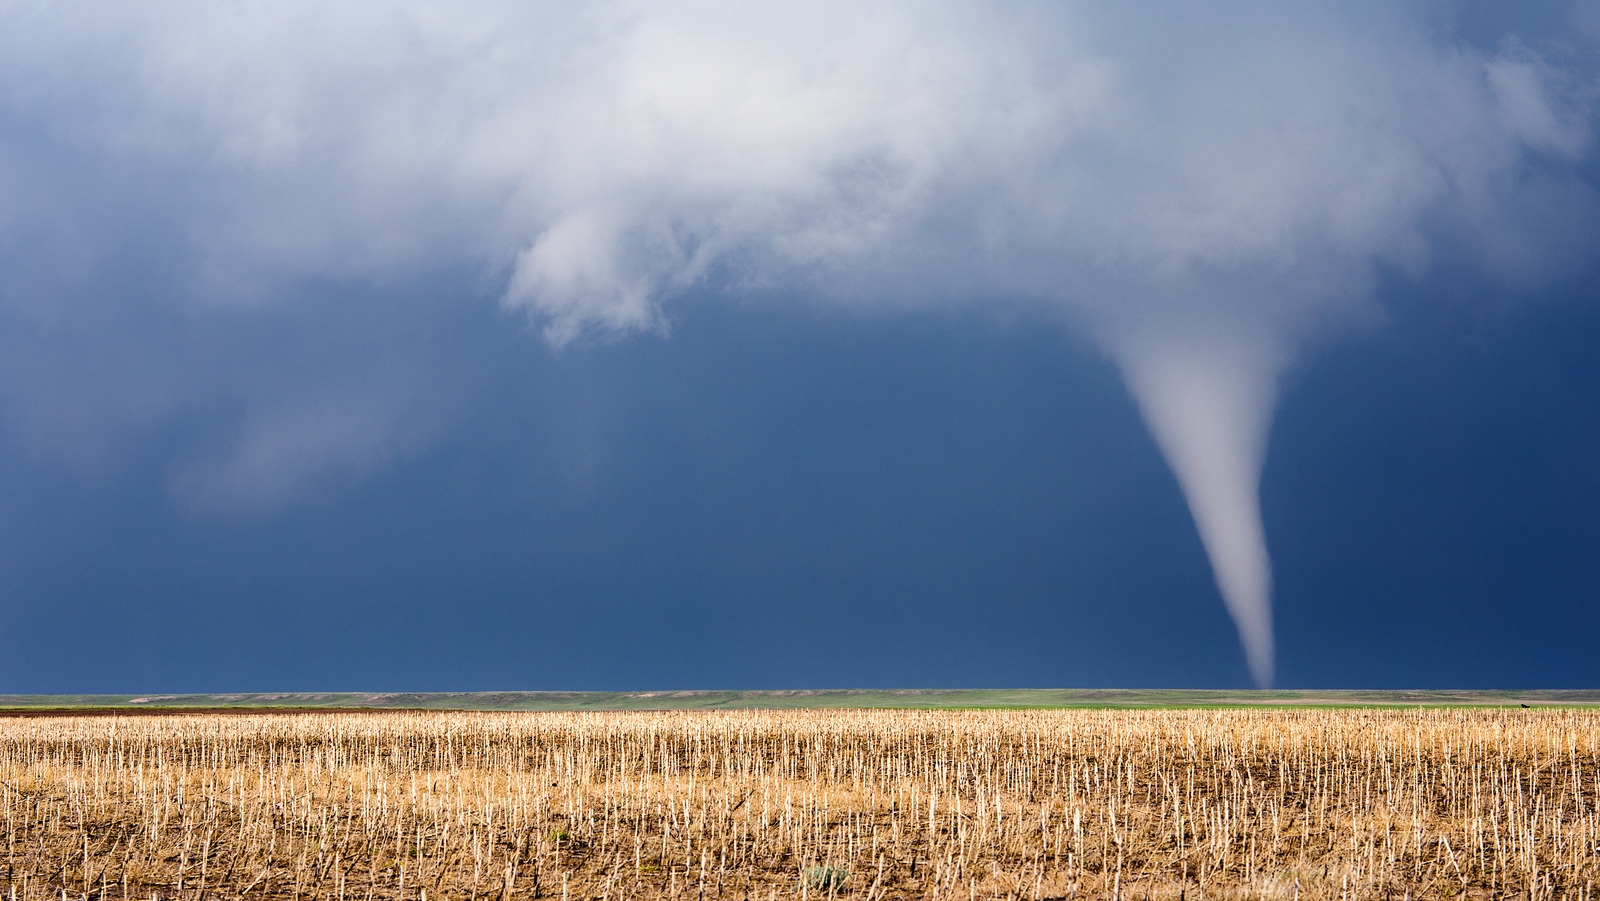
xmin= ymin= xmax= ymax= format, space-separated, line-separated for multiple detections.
xmin=1 ymin=267 xmax=1595 ymax=692
xmin=1 ymin=3 xmax=1598 ymax=690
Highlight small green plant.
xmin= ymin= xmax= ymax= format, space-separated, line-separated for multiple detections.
xmin=800 ymin=865 xmax=847 ymax=892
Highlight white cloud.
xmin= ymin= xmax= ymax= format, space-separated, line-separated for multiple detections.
xmin=6 ymin=3 xmax=1584 ymax=325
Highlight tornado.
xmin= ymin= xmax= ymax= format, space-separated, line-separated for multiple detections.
xmin=1110 ymin=327 xmax=1284 ymax=686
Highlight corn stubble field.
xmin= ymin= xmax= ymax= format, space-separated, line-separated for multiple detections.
xmin=0 ymin=709 xmax=1596 ymax=900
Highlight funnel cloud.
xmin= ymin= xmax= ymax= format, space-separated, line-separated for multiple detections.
xmin=1 ymin=2 xmax=1597 ymax=682
xmin=1111 ymin=329 xmax=1285 ymax=686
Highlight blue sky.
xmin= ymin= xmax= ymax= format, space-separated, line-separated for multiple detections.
xmin=1 ymin=2 xmax=1597 ymax=690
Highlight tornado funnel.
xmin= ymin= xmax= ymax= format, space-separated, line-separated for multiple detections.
xmin=1113 ymin=333 xmax=1282 ymax=686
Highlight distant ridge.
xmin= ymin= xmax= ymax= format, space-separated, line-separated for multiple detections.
xmin=2 ymin=689 xmax=1598 ymax=711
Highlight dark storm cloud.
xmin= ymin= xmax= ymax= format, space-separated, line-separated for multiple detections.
xmin=0 ymin=1 xmax=1596 ymax=682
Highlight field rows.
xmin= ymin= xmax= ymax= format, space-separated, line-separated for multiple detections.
xmin=0 ymin=708 xmax=1596 ymax=899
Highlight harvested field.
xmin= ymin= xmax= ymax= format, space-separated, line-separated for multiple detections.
xmin=0 ymin=708 xmax=1595 ymax=899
